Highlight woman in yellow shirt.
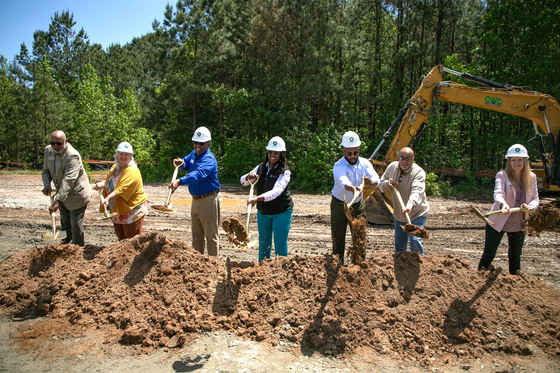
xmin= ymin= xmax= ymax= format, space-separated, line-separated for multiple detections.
xmin=94 ymin=142 xmax=148 ymax=241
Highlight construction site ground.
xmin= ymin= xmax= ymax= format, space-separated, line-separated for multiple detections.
xmin=0 ymin=172 xmax=559 ymax=372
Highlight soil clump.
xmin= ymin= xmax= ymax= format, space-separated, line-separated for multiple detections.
xmin=222 ymin=215 xmax=250 ymax=247
xmin=525 ymin=200 xmax=560 ymax=236
xmin=404 ymin=223 xmax=430 ymax=239
xmin=348 ymin=216 xmax=367 ymax=264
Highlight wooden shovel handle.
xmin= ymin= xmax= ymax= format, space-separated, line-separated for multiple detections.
xmin=346 ymin=175 xmax=365 ymax=208
xmin=246 ymin=175 xmax=259 ymax=231
xmin=389 ymin=183 xmax=412 ymax=224
xmin=98 ymin=189 xmax=111 ymax=217
xmin=483 ymin=206 xmax=529 ymax=218
xmin=165 ymin=164 xmax=181 ymax=206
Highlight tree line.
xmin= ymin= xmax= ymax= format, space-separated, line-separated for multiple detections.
xmin=1 ymin=0 xmax=559 ymax=192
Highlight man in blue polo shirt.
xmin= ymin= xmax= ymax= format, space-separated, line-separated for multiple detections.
xmin=171 ymin=126 xmax=222 ymax=256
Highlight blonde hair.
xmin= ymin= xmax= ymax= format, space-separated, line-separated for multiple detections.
xmin=505 ymin=158 xmax=533 ymax=196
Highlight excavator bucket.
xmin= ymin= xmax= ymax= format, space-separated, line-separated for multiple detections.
xmin=366 ymin=190 xmax=394 ymax=224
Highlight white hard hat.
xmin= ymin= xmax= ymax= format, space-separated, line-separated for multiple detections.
xmin=341 ymin=131 xmax=361 ymax=148
xmin=266 ymin=136 xmax=286 ymax=152
xmin=505 ymin=144 xmax=529 ymax=159
xmin=192 ymin=126 xmax=212 ymax=142
xmin=116 ymin=142 xmax=133 ymax=154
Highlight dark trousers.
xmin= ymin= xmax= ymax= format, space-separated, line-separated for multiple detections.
xmin=114 ymin=217 xmax=144 ymax=241
xmin=58 ymin=202 xmax=87 ymax=246
xmin=478 ymin=223 xmax=525 ymax=275
xmin=330 ymin=196 xmax=366 ymax=264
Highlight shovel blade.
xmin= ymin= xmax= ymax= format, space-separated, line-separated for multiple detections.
xmin=247 ymin=233 xmax=258 ymax=248
xmin=43 ymin=230 xmax=67 ymax=240
xmin=343 ymin=203 xmax=353 ymax=222
xmin=152 ymin=204 xmax=176 ymax=214
xmin=96 ymin=212 xmax=118 ymax=220
xmin=470 ymin=205 xmax=494 ymax=225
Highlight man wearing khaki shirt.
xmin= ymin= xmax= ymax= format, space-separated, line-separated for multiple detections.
xmin=42 ymin=130 xmax=92 ymax=246
xmin=378 ymin=147 xmax=429 ymax=255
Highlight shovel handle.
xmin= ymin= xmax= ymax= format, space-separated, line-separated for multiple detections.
xmin=483 ymin=206 xmax=529 ymax=218
xmin=389 ymin=183 xmax=412 ymax=225
xmin=98 ymin=189 xmax=111 ymax=217
xmin=346 ymin=175 xmax=365 ymax=208
xmin=51 ymin=212 xmax=57 ymax=235
xmin=165 ymin=164 xmax=181 ymax=206
xmin=246 ymin=175 xmax=259 ymax=231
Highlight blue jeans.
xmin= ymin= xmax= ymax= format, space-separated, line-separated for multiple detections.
xmin=394 ymin=216 xmax=426 ymax=255
xmin=256 ymin=208 xmax=293 ymax=262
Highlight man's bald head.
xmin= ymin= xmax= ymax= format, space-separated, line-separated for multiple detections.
xmin=50 ymin=130 xmax=67 ymax=153
xmin=399 ymin=147 xmax=414 ymax=158
xmin=51 ymin=130 xmax=66 ymax=141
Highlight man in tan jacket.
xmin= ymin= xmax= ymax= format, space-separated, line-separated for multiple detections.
xmin=42 ymin=130 xmax=92 ymax=246
xmin=378 ymin=147 xmax=429 ymax=255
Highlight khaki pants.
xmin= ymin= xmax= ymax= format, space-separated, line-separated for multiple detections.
xmin=191 ymin=192 xmax=221 ymax=256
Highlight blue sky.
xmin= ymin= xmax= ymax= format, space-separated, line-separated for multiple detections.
xmin=0 ymin=0 xmax=171 ymax=61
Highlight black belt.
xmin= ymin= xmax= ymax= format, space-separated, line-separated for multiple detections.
xmin=192 ymin=189 xmax=220 ymax=200
xmin=333 ymin=195 xmax=360 ymax=205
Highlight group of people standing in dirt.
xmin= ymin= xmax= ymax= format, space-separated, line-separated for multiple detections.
xmin=42 ymin=127 xmax=539 ymax=275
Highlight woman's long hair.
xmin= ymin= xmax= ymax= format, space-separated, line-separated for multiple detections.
xmin=261 ymin=151 xmax=289 ymax=176
xmin=505 ymin=158 xmax=533 ymax=196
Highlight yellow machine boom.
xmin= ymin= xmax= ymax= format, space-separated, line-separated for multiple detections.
xmin=366 ymin=65 xmax=560 ymax=224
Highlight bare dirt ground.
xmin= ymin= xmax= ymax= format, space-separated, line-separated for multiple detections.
xmin=1 ymin=172 xmax=560 ymax=372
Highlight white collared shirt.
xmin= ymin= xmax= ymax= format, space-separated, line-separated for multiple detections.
xmin=331 ymin=156 xmax=378 ymax=203
xmin=240 ymin=162 xmax=291 ymax=202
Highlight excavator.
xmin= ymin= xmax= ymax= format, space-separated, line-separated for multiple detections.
xmin=364 ymin=65 xmax=560 ymax=224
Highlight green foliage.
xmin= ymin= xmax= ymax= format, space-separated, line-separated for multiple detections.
xmin=425 ymin=172 xmax=453 ymax=198
xmin=290 ymin=127 xmax=341 ymax=194
xmin=219 ymin=137 xmax=266 ymax=183
xmin=451 ymin=174 xmax=493 ymax=200
xmin=70 ymin=63 xmax=155 ymax=163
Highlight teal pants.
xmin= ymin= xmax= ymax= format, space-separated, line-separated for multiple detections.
xmin=256 ymin=208 xmax=293 ymax=262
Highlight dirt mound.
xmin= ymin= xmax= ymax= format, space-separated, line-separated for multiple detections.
xmin=1 ymin=232 xmax=560 ymax=366
xmin=525 ymin=200 xmax=560 ymax=236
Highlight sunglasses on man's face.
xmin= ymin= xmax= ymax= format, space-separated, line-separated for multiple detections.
xmin=193 ymin=141 xmax=207 ymax=146
xmin=50 ymin=141 xmax=64 ymax=146
xmin=346 ymin=151 xmax=359 ymax=157
xmin=399 ymin=156 xmax=414 ymax=162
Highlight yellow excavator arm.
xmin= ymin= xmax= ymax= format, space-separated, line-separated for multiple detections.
xmin=366 ymin=65 xmax=560 ymax=224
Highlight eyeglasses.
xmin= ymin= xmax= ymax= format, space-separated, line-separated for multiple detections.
xmin=399 ymin=156 xmax=414 ymax=162
xmin=268 ymin=151 xmax=280 ymax=155
xmin=193 ymin=141 xmax=207 ymax=146
xmin=50 ymin=141 xmax=64 ymax=146
xmin=346 ymin=151 xmax=359 ymax=156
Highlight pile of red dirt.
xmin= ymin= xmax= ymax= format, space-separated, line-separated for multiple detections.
xmin=1 ymin=232 xmax=560 ymax=367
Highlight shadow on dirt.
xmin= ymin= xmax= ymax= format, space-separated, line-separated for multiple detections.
xmin=443 ymin=267 xmax=503 ymax=342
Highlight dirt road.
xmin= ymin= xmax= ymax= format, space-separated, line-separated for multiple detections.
xmin=1 ymin=173 xmax=560 ymax=372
